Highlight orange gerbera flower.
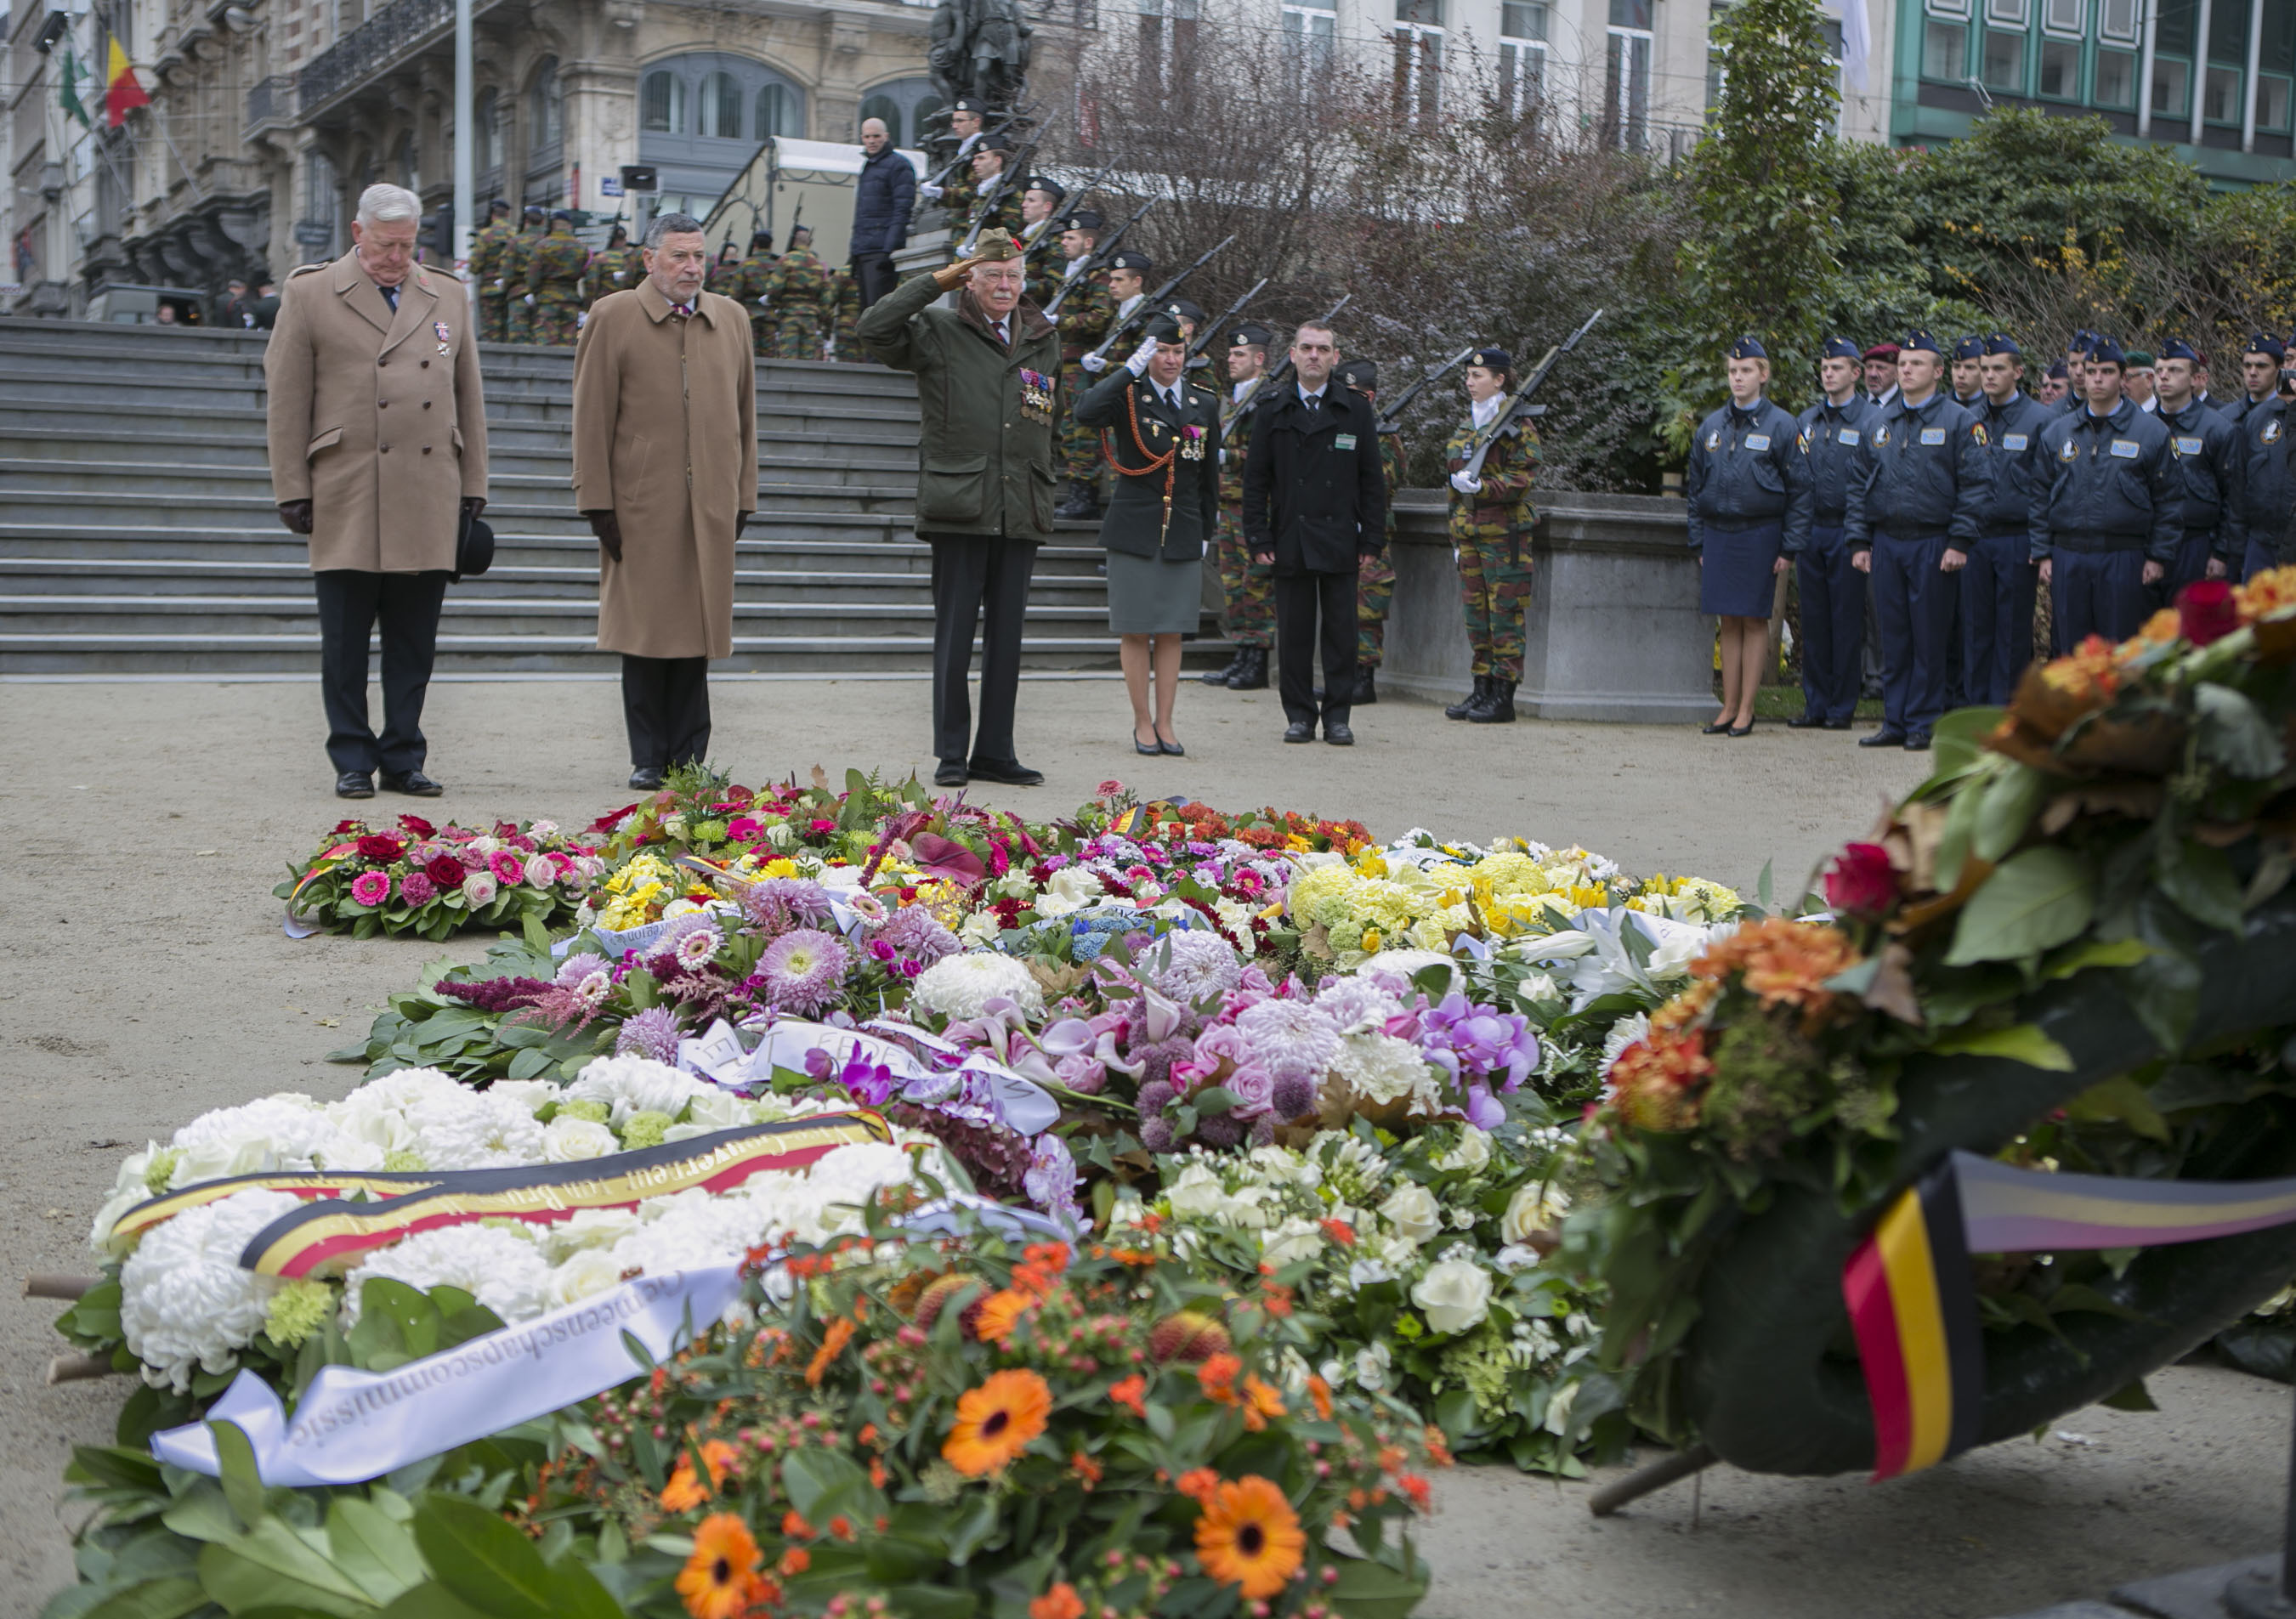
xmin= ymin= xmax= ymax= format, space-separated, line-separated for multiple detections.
xmin=943 ymin=1367 xmax=1053 ymax=1476
xmin=975 ymin=1288 xmax=1037 ymax=1344
xmin=660 ymin=1439 xmax=740 ymax=1514
xmin=1193 ymin=1475 xmax=1307 ymax=1599
xmin=676 ymin=1512 xmax=765 ymax=1619
xmin=805 ymin=1316 xmax=855 ymax=1388
xmin=1688 ymin=915 xmax=1859 ymax=1025
xmin=1239 ymin=1375 xmax=1285 ymax=1431
xmin=1030 ymin=1583 xmax=1087 ymax=1619
xmin=1195 ymin=1352 xmax=1244 ymax=1404
xmin=1108 ymin=1373 xmax=1148 ymax=1418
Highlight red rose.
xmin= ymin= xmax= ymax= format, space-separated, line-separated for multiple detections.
xmin=355 ymin=832 xmax=406 ymax=862
xmin=1823 ymin=841 xmax=1898 ymax=918
xmin=425 ymin=853 xmax=468 ymax=887
xmin=332 ymin=818 xmax=365 ymax=835
xmin=397 ymin=813 xmax=437 ymax=838
xmin=2178 ymin=578 xmax=2240 ymax=647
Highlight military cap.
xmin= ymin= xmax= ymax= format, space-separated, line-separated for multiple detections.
xmin=523 ymin=205 xmax=547 ymax=221
xmin=2159 ymin=337 xmax=2202 ymax=362
xmin=1024 ymin=175 xmax=1067 ymax=200
xmin=489 ymin=198 xmax=513 ymax=217
xmin=2247 ymin=332 xmax=2287 ymax=360
xmin=1820 ymin=336 xmax=1861 ymax=360
xmin=1335 ymin=358 xmax=1378 ymax=393
xmin=2046 ymin=360 xmax=2070 ymax=380
xmin=1228 ymin=321 xmax=1275 ymax=349
xmin=950 ymin=96 xmax=986 ymax=114
xmin=2089 ymin=336 xmax=2127 ymax=365
xmin=970 ymin=228 xmax=1022 ymax=262
xmin=1107 ymin=250 xmax=1152 ymax=273
xmin=2123 ymin=348 xmax=2155 ymax=370
xmin=1901 ymin=330 xmax=1942 ymax=354
xmin=789 ymin=224 xmax=814 ymax=242
xmin=1168 ymin=297 xmax=1207 ymax=325
xmin=751 ymin=229 xmax=774 ymax=250
xmin=2068 ymin=330 xmax=2098 ymax=357
xmin=1862 ymin=342 xmax=1899 ymax=362
xmin=1982 ymin=332 xmax=2021 ymax=356
xmin=1142 ymin=311 xmax=1185 ymax=343
xmin=1727 ymin=336 xmax=1767 ymax=361
xmin=1058 ymin=208 xmax=1105 ymax=232
xmin=977 ymin=133 xmax=1014 ymax=154
xmin=551 ymin=209 xmax=575 ymax=224
xmin=1952 ymin=335 xmax=1985 ymax=360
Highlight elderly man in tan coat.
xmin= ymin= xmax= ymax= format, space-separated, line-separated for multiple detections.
xmin=267 ymin=181 xmax=489 ymax=798
xmin=572 ymin=210 xmax=758 ymax=790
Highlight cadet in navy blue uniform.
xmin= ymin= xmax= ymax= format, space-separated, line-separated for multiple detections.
xmin=1845 ymin=331 xmax=1987 ymax=750
xmin=2031 ymin=337 xmax=2179 ymax=646
xmin=2231 ymin=334 xmax=2293 ymax=580
xmin=1951 ymin=336 xmax=1986 ymax=408
xmin=2152 ymin=338 xmax=2245 ymax=597
xmin=1789 ymin=337 xmax=1871 ymax=730
xmin=1686 ymin=337 xmax=1811 ymax=736
xmin=1964 ymin=334 xmax=2052 ymax=706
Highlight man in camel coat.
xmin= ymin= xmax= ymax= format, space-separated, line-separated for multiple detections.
xmin=265 ymin=180 xmax=489 ymax=799
xmin=572 ymin=211 xmax=758 ymax=790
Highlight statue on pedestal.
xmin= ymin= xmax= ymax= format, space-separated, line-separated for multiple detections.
xmin=927 ymin=0 xmax=1033 ymax=111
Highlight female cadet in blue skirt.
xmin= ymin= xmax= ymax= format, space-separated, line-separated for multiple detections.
xmin=1684 ymin=337 xmax=1813 ymax=735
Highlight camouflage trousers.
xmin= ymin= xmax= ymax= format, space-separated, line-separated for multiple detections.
xmin=1460 ymin=527 xmax=1531 ymax=681
xmin=1357 ymin=548 xmax=1394 ymax=667
xmin=532 ymin=295 xmax=582 ymax=348
xmin=773 ymin=317 xmax=824 ymax=361
xmin=1061 ymin=360 xmax=1103 ymax=484
xmin=750 ymin=314 xmax=774 ymax=357
xmin=479 ymin=296 xmax=511 ymax=345
xmin=506 ymin=297 xmax=535 ymax=345
xmin=1214 ymin=503 xmax=1274 ymax=648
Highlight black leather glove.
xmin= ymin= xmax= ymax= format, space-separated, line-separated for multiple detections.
xmin=277 ymin=499 xmax=314 ymax=535
xmin=461 ymin=495 xmax=487 ymax=520
xmin=736 ymin=511 xmax=753 ymax=539
xmin=584 ymin=509 xmax=623 ymax=563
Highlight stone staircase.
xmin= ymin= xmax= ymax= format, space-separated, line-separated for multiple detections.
xmin=0 ymin=319 xmax=1216 ymax=676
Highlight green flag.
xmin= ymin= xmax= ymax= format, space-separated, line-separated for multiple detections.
xmin=60 ymin=48 xmax=93 ymax=129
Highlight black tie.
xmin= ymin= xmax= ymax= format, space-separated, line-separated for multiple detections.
xmin=380 ymin=285 xmax=399 ymax=313
xmin=1306 ymin=394 xmax=1319 ymax=413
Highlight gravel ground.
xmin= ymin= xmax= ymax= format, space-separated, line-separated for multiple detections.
xmin=1 ymin=676 xmax=2271 ymax=1615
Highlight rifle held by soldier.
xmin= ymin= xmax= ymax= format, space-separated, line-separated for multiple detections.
xmin=957 ymin=131 xmax=1046 ymax=257
xmin=1460 ymin=307 xmax=1603 ymax=480
xmin=1375 ymin=346 xmax=1476 ymax=436
xmin=1187 ymin=277 xmax=1270 ymax=363
xmin=1042 ymin=197 xmax=1153 ymax=319
xmin=1086 ymin=233 xmax=1237 ymax=366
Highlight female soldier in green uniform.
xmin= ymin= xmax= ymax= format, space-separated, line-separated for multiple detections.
xmin=1443 ymin=347 xmax=1538 ymax=724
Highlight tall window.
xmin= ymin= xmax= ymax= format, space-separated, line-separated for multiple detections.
xmin=306 ymin=150 xmax=340 ymax=256
xmin=699 ymin=71 xmax=743 ymax=139
xmin=1922 ymin=0 xmax=1973 ymax=82
xmin=1499 ymin=0 xmax=1548 ymax=113
xmin=1606 ymin=0 xmax=1653 ymax=149
xmin=394 ymin=131 xmax=417 ymax=190
xmin=641 ymin=69 xmax=686 ymax=133
xmin=474 ymin=88 xmax=502 ymax=175
xmin=1137 ymin=0 xmax=1199 ymax=92
xmin=530 ymin=59 xmax=563 ymax=153
xmin=859 ymin=76 xmax=939 ymax=146
xmin=2038 ymin=0 xmax=2083 ymax=97
xmin=2204 ymin=0 xmax=2252 ymax=122
xmin=2154 ymin=0 xmax=2196 ymax=115
xmin=1283 ymin=0 xmax=1337 ymax=82
xmin=1393 ymin=0 xmax=1443 ymax=122
xmin=757 ymin=83 xmax=797 ymax=138
xmin=1982 ymin=0 xmax=2028 ymax=91
xmin=2260 ymin=0 xmax=2296 ymax=129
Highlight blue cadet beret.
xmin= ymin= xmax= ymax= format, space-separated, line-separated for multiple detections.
xmin=551 ymin=209 xmax=575 ymax=224
xmin=2089 ymin=336 xmax=2126 ymax=365
xmin=1952 ymin=335 xmax=1985 ymax=360
xmin=1471 ymin=346 xmax=1512 ymax=371
xmin=1820 ymin=335 xmax=1861 ymax=360
xmin=1982 ymin=332 xmax=2021 ymax=356
xmin=2047 ymin=361 xmax=2069 ymax=379
xmin=1107 ymin=250 xmax=1152 ymax=273
xmin=1901 ymin=330 xmax=1942 ymax=355
xmin=1727 ymin=335 xmax=1767 ymax=360
xmin=2158 ymin=337 xmax=2202 ymax=362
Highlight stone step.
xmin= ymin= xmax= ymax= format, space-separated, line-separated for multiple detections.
xmin=0 ymin=533 xmax=1113 ymax=570
xmin=0 ymin=479 xmax=928 ymax=519
xmin=0 ymin=462 xmax=924 ymax=507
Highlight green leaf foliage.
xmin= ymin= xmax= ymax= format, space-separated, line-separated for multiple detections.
xmin=1945 ymin=847 xmax=2095 ymax=965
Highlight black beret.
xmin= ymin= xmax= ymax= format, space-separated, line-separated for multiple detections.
xmin=522 ymin=205 xmax=547 ymax=220
xmin=551 ymin=209 xmax=575 ymax=224
xmin=1142 ymin=312 xmax=1185 ymax=343
xmin=1025 ymin=175 xmax=1066 ymax=199
xmin=1228 ymin=321 xmax=1274 ymax=348
xmin=1471 ymin=345 xmax=1512 ymax=371
xmin=1059 ymin=208 xmax=1104 ymax=232
xmin=1168 ymin=298 xmax=1206 ymax=324
xmin=1107 ymin=251 xmax=1152 ymax=274
xmin=950 ymin=97 xmax=985 ymax=114
xmin=490 ymin=199 xmax=513 ymax=215
xmin=1335 ymin=358 xmax=1378 ymax=392
xmin=977 ymin=133 xmax=1013 ymax=153
xmin=750 ymin=229 xmax=774 ymax=249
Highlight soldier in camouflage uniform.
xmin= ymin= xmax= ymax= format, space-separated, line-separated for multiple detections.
xmin=706 ymin=240 xmax=745 ymax=299
xmin=467 ymin=200 xmax=516 ymax=342
xmin=528 ymin=210 xmax=592 ymax=347
xmin=961 ymin=135 xmax=1025 ymax=244
xmin=1443 ymin=346 xmax=1539 ymax=724
xmin=502 ymin=206 xmax=547 ymax=343
xmin=734 ymin=230 xmax=778 ymax=355
xmin=919 ymin=98 xmax=987 ymax=222
xmin=764 ymin=224 xmax=829 ymax=360
xmin=826 ymin=265 xmax=862 ymax=362
xmin=584 ymin=224 xmax=638 ymax=309
xmin=1194 ymin=320 xmax=1277 ymax=689
xmin=1337 ymin=358 xmax=1398 ymax=705
xmin=1018 ymin=175 xmax=1066 ymax=305
xmin=1048 ymin=211 xmax=1115 ymax=520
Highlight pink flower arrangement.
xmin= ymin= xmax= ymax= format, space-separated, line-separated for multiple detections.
xmin=523 ymin=853 xmax=558 ymax=888
xmin=462 ymin=872 xmax=499 ymax=908
xmin=349 ymin=870 xmax=393 ymax=907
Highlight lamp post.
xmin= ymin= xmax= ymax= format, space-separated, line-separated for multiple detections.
xmin=451 ymin=0 xmax=473 ymax=275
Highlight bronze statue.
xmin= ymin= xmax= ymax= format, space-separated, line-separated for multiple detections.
xmin=928 ymin=0 xmax=1033 ymax=110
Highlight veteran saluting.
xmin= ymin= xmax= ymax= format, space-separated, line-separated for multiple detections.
xmin=573 ymin=212 xmax=758 ymax=791
xmin=265 ymin=181 xmax=489 ymax=800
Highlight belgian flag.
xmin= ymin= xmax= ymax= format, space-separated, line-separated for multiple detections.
xmin=1840 ymin=1162 xmax=1986 ymax=1481
xmin=103 ymin=37 xmax=149 ymax=127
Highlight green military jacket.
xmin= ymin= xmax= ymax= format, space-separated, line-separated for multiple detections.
xmin=1380 ymin=431 xmax=1406 ymax=546
xmin=530 ymin=229 xmax=589 ymax=298
xmin=705 ymin=255 xmax=745 ymax=298
xmin=1073 ymin=366 xmax=1222 ymax=563
xmin=857 ymin=268 xmax=1063 ymax=543
xmin=827 ymin=267 xmax=860 ymax=352
xmin=501 ymin=225 xmax=546 ymax=299
xmin=584 ymin=246 xmax=639 ymax=306
xmin=1053 ymin=269 xmax=1114 ymax=360
xmin=1443 ymin=414 xmax=1539 ymax=544
xmin=765 ymin=247 xmax=828 ymax=320
xmin=468 ymin=220 xmax=517 ymax=294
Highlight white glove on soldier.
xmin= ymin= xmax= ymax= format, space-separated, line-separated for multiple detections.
xmin=1124 ymin=336 xmax=1159 ymax=376
xmin=1080 ymin=352 xmax=1108 ymax=373
xmin=919 ymin=183 xmax=945 ymax=201
xmin=1450 ymin=470 xmax=1482 ymax=495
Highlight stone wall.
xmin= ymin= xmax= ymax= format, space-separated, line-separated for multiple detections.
xmin=1380 ymin=489 xmax=1715 ymax=725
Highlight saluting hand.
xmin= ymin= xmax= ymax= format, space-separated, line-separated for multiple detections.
xmin=1125 ymin=336 xmax=1159 ymax=376
xmin=932 ymin=254 xmax=985 ymax=292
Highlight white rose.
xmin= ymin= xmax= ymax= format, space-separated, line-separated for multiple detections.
xmin=541 ymin=1116 xmax=616 ymax=1163
xmin=1164 ymin=1163 xmax=1231 ymax=1222
xmin=1501 ymin=1182 xmax=1571 ymax=1246
xmin=1262 ymin=1217 xmax=1322 ymax=1268
xmin=1377 ymin=1183 xmax=1443 ymax=1246
xmin=488 ymin=1080 xmax=560 ymax=1117
xmin=765 ymin=823 xmax=795 ymax=850
xmin=1354 ymin=1341 xmax=1392 ymax=1390
xmin=546 ymin=1249 xmax=627 ymax=1309
xmin=1411 ymin=1256 xmax=1494 ymax=1335
xmin=958 ymin=909 xmax=1002 ymax=945
xmin=1494 ymin=1243 xmax=1540 ymax=1275
xmin=1435 ymin=1128 xmax=1491 ymax=1174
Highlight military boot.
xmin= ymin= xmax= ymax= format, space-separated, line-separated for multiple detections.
xmin=1200 ymin=648 xmax=1246 ymax=686
xmin=1445 ymin=676 xmax=1488 ymax=721
xmin=1467 ymin=677 xmax=1517 ymax=723
xmin=1227 ymin=647 xmax=1269 ymax=690
xmin=1355 ymin=668 xmax=1378 ymax=705
xmin=1055 ymin=479 xmax=1098 ymax=520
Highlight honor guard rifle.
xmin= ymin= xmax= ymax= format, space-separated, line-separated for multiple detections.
xmin=1219 ymin=291 xmax=1353 ymax=446
xmin=956 ymin=130 xmax=1046 ymax=257
xmin=1086 ymin=234 xmax=1238 ymax=367
xmin=1186 ymin=277 xmax=1270 ymax=363
xmin=919 ymin=104 xmax=1034 ymax=196
xmin=1458 ymin=307 xmax=1603 ymax=481
xmin=1375 ymin=346 xmax=1476 ymax=436
xmin=1041 ymin=198 xmax=1153 ymax=320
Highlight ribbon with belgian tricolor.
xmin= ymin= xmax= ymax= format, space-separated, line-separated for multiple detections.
xmin=1845 ymin=1149 xmax=2296 ymax=1480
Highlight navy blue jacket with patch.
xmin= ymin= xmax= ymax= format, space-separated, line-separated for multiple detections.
xmin=1794 ymin=393 xmax=1873 ymax=525
xmin=1843 ymin=390 xmax=1987 ymax=552
xmin=2159 ymin=398 xmax=2247 ymax=560
xmin=2028 ymin=396 xmax=2180 ymax=563
xmin=1684 ymin=397 xmax=1812 ymax=555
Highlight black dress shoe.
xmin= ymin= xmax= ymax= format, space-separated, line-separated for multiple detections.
xmin=1282 ymin=721 xmax=1315 ymax=744
xmin=628 ymin=766 xmax=666 ymax=790
xmin=1700 ymin=720 xmax=1734 ymax=735
xmin=1133 ymin=728 xmax=1159 ymax=756
xmin=380 ymin=769 xmax=443 ymax=796
xmin=968 ymin=758 xmax=1045 ymax=786
xmin=1324 ymin=722 xmax=1354 ymax=745
xmin=1727 ymin=722 xmax=1755 ymax=738
xmin=335 ymin=770 xmax=375 ymax=799
xmin=933 ymin=761 xmax=969 ymax=788
xmin=1858 ymin=730 xmax=1907 ymax=749
xmin=1785 ymin=712 xmax=1828 ymax=729
xmin=1903 ymin=733 xmax=1933 ymax=751
xmin=1823 ymin=719 xmax=1855 ymax=731
xmin=1356 ymin=670 xmax=1377 ymax=705
xmin=1157 ymin=731 xmax=1185 ymax=756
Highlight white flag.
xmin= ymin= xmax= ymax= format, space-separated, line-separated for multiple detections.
xmin=1840 ymin=0 xmax=1872 ymax=93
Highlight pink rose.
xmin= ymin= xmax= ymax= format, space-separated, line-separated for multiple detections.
xmin=462 ymin=872 xmax=499 ymax=908
xmin=524 ymin=853 xmax=556 ymax=887
xmin=349 ymin=870 xmax=393 ymax=907
xmin=727 ymin=817 xmax=764 ymax=845
xmin=1823 ymin=842 xmax=1898 ymax=920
